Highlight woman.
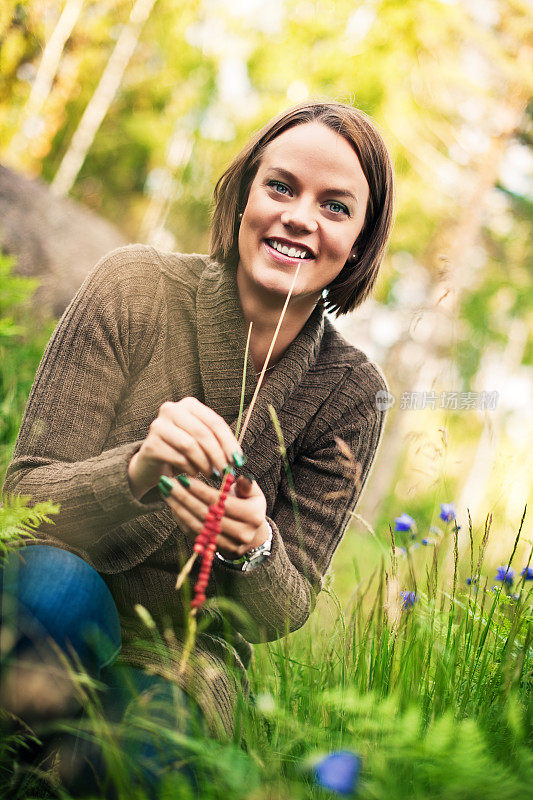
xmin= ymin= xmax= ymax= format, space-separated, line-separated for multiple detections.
xmin=1 ymin=100 xmax=394 ymax=792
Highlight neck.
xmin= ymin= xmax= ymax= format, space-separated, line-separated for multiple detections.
xmin=236 ymin=267 xmax=320 ymax=374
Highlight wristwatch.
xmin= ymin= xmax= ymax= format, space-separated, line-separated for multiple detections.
xmin=215 ymin=524 xmax=273 ymax=572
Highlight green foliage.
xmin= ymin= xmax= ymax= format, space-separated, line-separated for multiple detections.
xmin=0 ymin=493 xmax=59 ymax=558
xmin=1 ymin=508 xmax=531 ymax=798
xmin=0 ymin=251 xmax=54 ymax=478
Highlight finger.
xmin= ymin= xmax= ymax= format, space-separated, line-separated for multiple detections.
xmin=218 ymin=514 xmax=256 ymax=545
xmin=164 ymin=477 xmax=211 ymax=521
xmin=234 ymin=475 xmax=254 ymax=498
xmin=215 ymin=533 xmax=251 ymax=557
xmin=184 ymin=398 xmax=244 ymax=467
xmin=181 ymin=476 xmax=262 ymax=531
xmin=175 ymin=410 xmax=230 ymax=476
xmin=163 ymin=483 xmax=250 ymax=555
xmin=182 ymin=478 xmax=254 ymax=528
xmin=141 ymin=435 xmax=200 ymax=477
xmin=168 ymin=477 xmax=258 ymax=547
xmin=179 ymin=476 xmax=225 ymax=506
xmin=164 ymin=493 xmax=205 ymax=536
xmin=222 ymin=490 xmax=264 ymax=523
xmin=155 ymin=418 xmax=213 ymax=477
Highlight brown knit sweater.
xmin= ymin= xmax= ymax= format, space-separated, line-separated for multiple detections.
xmin=3 ymin=245 xmax=387 ymax=736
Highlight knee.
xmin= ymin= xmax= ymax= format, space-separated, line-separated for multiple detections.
xmin=1 ymin=546 xmax=121 ymax=673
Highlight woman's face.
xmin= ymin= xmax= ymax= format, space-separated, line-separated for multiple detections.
xmin=237 ymin=121 xmax=370 ymax=305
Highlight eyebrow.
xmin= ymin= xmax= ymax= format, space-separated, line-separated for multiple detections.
xmin=265 ymin=167 xmax=359 ymax=204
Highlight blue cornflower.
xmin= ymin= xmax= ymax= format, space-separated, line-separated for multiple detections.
xmin=401 ymin=590 xmax=417 ymax=608
xmin=466 ymin=576 xmax=478 ymax=585
xmin=495 ymin=566 xmax=515 ymax=585
xmin=422 ymin=537 xmax=435 ymax=546
xmin=314 ymin=751 xmax=361 ymax=796
xmin=440 ymin=502 xmax=456 ymax=523
xmin=521 ymin=566 xmax=533 ymax=580
xmin=394 ymin=513 xmax=415 ymax=532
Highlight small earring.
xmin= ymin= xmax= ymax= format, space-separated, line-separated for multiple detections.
xmin=350 ymin=253 xmax=357 ymax=262
xmin=238 ymin=212 xmax=243 ymax=220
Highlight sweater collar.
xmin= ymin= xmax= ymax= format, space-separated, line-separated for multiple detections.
xmin=196 ymin=258 xmax=325 ymax=455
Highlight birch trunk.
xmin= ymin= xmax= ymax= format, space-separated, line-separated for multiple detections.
xmin=6 ymin=0 xmax=84 ymax=167
xmin=51 ymin=0 xmax=157 ymax=196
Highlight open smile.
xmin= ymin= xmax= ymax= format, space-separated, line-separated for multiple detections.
xmin=263 ymin=238 xmax=315 ymax=264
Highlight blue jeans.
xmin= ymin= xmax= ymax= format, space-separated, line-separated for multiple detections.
xmin=0 ymin=545 xmax=202 ymax=796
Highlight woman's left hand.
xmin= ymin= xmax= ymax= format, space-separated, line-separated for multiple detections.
xmin=162 ymin=474 xmax=270 ymax=558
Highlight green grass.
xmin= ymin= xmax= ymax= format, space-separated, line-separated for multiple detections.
xmin=1 ymin=499 xmax=531 ymax=798
xmin=0 ymin=252 xmax=55 ymax=477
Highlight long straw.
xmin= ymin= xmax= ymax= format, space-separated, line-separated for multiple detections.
xmin=237 ymin=261 xmax=301 ymax=445
xmin=175 ymin=262 xmax=301 ymax=593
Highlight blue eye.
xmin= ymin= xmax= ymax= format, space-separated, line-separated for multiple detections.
xmin=268 ymin=180 xmax=290 ymax=195
xmin=326 ymin=201 xmax=349 ymax=215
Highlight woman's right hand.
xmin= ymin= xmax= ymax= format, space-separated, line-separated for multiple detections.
xmin=127 ymin=397 xmax=243 ymax=501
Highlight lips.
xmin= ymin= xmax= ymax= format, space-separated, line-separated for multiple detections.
xmin=264 ymin=237 xmax=315 ymax=261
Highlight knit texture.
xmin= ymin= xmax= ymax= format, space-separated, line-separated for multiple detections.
xmin=3 ymin=244 xmax=388 ymax=736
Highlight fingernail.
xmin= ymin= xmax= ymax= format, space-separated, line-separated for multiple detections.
xmin=177 ymin=474 xmax=190 ymax=488
xmin=232 ymin=452 xmax=247 ymax=468
xmin=211 ymin=468 xmax=221 ymax=479
xmin=158 ymin=476 xmax=174 ymax=497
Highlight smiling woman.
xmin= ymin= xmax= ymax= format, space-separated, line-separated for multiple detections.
xmin=235 ymin=122 xmax=371 ymax=372
xmin=1 ymin=101 xmax=394 ymax=795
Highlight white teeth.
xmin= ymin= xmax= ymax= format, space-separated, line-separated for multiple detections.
xmin=268 ymin=239 xmax=311 ymax=259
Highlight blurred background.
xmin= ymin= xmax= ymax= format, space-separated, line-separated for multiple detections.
xmin=0 ymin=0 xmax=532 ymax=597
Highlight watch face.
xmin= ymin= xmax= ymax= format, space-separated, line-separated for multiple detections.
xmin=242 ymin=552 xmax=270 ymax=571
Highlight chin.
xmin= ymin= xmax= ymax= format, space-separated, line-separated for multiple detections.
xmin=255 ymin=266 xmax=298 ymax=296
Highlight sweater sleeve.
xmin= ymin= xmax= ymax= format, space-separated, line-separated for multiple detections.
xmin=213 ymin=361 xmax=387 ymax=643
xmin=2 ymin=246 xmax=166 ymax=561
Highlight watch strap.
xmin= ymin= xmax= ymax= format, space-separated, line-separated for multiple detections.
xmin=215 ymin=523 xmax=273 ymax=571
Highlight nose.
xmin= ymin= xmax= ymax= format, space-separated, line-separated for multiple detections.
xmin=280 ymin=197 xmax=318 ymax=234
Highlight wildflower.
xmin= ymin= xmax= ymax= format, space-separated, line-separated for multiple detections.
xmin=466 ymin=576 xmax=478 ymax=585
xmin=521 ymin=566 xmax=533 ymax=580
xmin=495 ymin=566 xmax=515 ymax=585
xmin=394 ymin=513 xmax=415 ymax=532
xmin=401 ymin=590 xmax=417 ymax=608
xmin=440 ymin=502 xmax=456 ymax=523
xmin=314 ymin=751 xmax=361 ymax=796
xmin=422 ymin=538 xmax=435 ymax=546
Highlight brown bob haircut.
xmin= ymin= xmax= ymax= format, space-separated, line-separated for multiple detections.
xmin=210 ymin=100 xmax=394 ymax=317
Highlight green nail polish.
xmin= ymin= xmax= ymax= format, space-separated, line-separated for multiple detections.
xmin=232 ymin=452 xmax=246 ymax=468
xmin=177 ymin=474 xmax=190 ymax=488
xmin=211 ymin=468 xmax=221 ymax=479
xmin=158 ymin=476 xmax=174 ymax=497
